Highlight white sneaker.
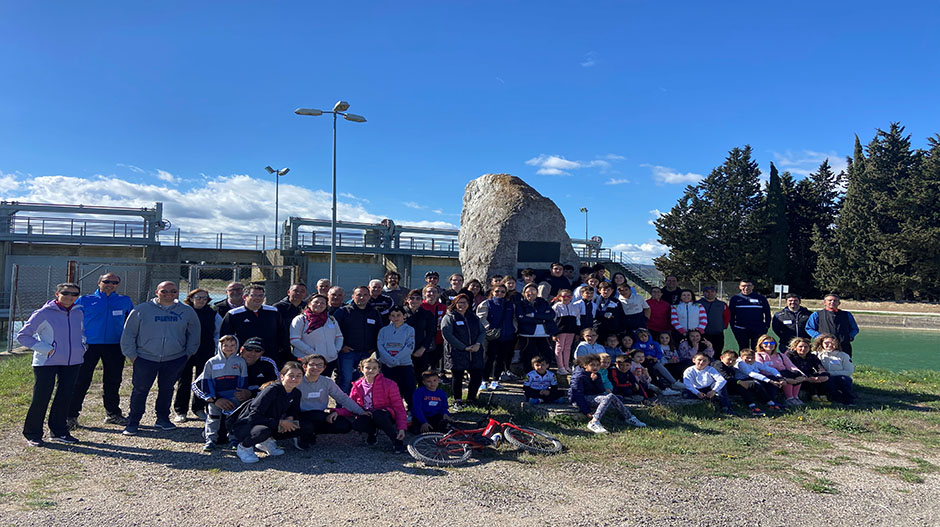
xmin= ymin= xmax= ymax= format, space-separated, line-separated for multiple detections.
xmin=479 ymin=382 xmax=489 ymax=392
xmin=587 ymin=420 xmax=608 ymax=434
xmin=661 ymin=388 xmax=681 ymax=396
xmin=172 ymin=413 xmax=187 ymax=423
xmin=626 ymin=416 xmax=647 ymax=428
xmin=255 ymin=438 xmax=284 ymax=456
xmin=236 ymin=444 xmax=259 ymax=463
xmin=489 ymin=381 xmax=502 ymax=390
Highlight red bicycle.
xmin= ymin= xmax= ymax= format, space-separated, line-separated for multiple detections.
xmin=407 ymin=400 xmax=563 ymax=466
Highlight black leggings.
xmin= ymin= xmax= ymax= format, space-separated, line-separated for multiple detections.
xmin=232 ymin=423 xmax=299 ymax=448
xmin=483 ymin=339 xmax=515 ymax=382
xmin=452 ymin=368 xmax=483 ymax=402
xmin=350 ymin=409 xmax=398 ymax=442
xmin=518 ymin=336 xmax=553 ymax=367
xmin=298 ymin=410 xmax=353 ymax=442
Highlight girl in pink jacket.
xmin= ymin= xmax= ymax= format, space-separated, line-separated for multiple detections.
xmin=337 ymin=357 xmax=407 ymax=453
xmin=754 ymin=334 xmax=807 ymax=406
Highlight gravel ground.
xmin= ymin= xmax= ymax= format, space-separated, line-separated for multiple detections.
xmin=2 ymin=407 xmax=939 ymax=527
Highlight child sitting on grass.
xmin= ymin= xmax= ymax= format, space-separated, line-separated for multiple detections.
xmin=411 ymin=370 xmax=454 ymax=433
xmin=682 ymin=352 xmax=734 ymax=415
xmin=602 ymin=334 xmax=624 ymax=360
xmin=814 ymin=333 xmax=856 ymax=406
xmin=609 ymin=354 xmax=646 ymax=401
xmin=569 ymin=354 xmax=647 ymax=434
xmin=713 ymin=350 xmax=775 ymax=415
xmin=630 ymin=350 xmax=679 ymax=397
xmin=523 ymin=356 xmax=566 ymax=404
xmin=734 ymin=348 xmax=785 ymax=411
xmin=597 ymin=353 xmax=614 ymax=393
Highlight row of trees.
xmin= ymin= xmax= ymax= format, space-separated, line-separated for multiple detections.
xmin=653 ymin=123 xmax=940 ymax=300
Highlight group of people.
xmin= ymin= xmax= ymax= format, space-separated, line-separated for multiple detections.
xmin=17 ymin=265 xmax=862 ymax=457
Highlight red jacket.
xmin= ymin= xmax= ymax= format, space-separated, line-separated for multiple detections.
xmin=337 ymin=373 xmax=407 ymax=430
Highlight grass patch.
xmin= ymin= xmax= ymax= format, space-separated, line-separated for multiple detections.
xmin=823 ymin=415 xmax=869 ymax=434
xmin=0 ymin=353 xmax=34 ymax=425
xmin=873 ymin=457 xmax=939 ymax=484
xmin=800 ymin=476 xmax=839 ymax=494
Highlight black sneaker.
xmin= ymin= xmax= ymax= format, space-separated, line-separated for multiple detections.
xmin=292 ymin=437 xmax=311 ymax=451
xmin=103 ymin=414 xmax=128 ymax=426
xmin=366 ymin=433 xmax=378 ymax=446
xmin=50 ymin=434 xmax=79 ymax=445
xmin=393 ymin=440 xmax=406 ymax=454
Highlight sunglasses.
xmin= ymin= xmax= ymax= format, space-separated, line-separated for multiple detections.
xmin=160 ymin=290 xmax=179 ymax=294
xmin=101 ymin=280 xmax=120 ymax=285
xmin=762 ymin=341 xmax=777 ymax=346
xmin=193 ymin=295 xmax=209 ymax=300
xmin=59 ymin=291 xmax=80 ymax=297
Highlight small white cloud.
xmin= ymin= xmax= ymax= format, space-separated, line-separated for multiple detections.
xmin=581 ymin=51 xmax=599 ymax=68
xmin=526 ymin=154 xmax=620 ymax=176
xmin=0 ymin=171 xmax=20 ymax=193
xmin=495 ymin=77 xmax=505 ymax=85
xmin=647 ymin=209 xmax=664 ymax=226
xmin=772 ymin=149 xmax=847 ymax=177
xmin=340 ymin=192 xmax=369 ymax=203
xmin=604 ymin=154 xmax=626 ymax=161
xmin=402 ymin=201 xmax=426 ymax=210
xmin=643 ymin=164 xmax=703 ymax=185
xmin=604 ymin=178 xmax=630 ymax=185
xmin=608 ymin=239 xmax=668 ymax=264
xmin=431 ymin=209 xmax=443 ymax=215
xmin=117 ymin=163 xmax=146 ymax=174
xmin=155 ymin=169 xmax=178 ymax=184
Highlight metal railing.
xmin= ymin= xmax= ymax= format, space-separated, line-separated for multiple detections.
xmin=6 ymin=215 xmax=154 ymax=240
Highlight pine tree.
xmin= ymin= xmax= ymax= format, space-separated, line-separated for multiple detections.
xmin=786 ymin=159 xmax=842 ymax=296
xmin=896 ymin=134 xmax=940 ymax=299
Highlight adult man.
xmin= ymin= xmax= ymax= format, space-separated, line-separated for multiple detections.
xmin=120 ymin=281 xmax=200 ymax=435
xmin=332 ymin=285 xmax=381 ymax=393
xmin=806 ymin=294 xmax=859 ymax=357
xmin=660 ymin=275 xmax=682 ymax=305
xmin=274 ymin=282 xmax=308 ymax=360
xmin=383 ymin=270 xmax=407 ymax=306
xmin=772 ymin=293 xmax=812 ymax=347
xmin=617 ymin=284 xmax=650 ymax=334
xmin=698 ymin=285 xmax=730 ymax=352
xmin=327 ymin=286 xmax=346 ymax=314
xmin=441 ymin=273 xmax=464 ymax=304
xmin=212 ymin=282 xmax=245 ymax=317
xmin=728 ymin=280 xmax=771 ymax=350
xmin=220 ymin=284 xmax=287 ymax=365
xmin=368 ymin=279 xmax=395 ymax=325
xmin=315 ymin=278 xmax=331 ymax=297
xmin=424 ymin=271 xmax=441 ymax=291
xmin=68 ymin=273 xmax=135 ymax=428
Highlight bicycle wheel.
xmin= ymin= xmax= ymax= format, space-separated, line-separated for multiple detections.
xmin=502 ymin=426 xmax=563 ymax=454
xmin=407 ymin=433 xmax=472 ymax=466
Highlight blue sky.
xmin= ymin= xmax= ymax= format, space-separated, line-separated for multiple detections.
xmin=2 ymin=1 xmax=938 ymax=261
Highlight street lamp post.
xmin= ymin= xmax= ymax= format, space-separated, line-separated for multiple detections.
xmin=579 ymin=207 xmax=589 ymax=258
xmin=295 ymin=101 xmax=367 ymax=284
xmin=265 ymin=166 xmax=290 ymax=250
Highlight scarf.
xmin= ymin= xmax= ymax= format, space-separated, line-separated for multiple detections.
xmin=303 ymin=309 xmax=329 ymax=334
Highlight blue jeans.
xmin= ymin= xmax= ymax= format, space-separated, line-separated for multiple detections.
xmin=827 ymin=375 xmax=855 ymax=404
xmin=24 ymin=364 xmax=81 ymax=440
xmin=337 ymin=350 xmax=365 ymax=394
xmin=127 ymin=355 xmax=188 ymax=426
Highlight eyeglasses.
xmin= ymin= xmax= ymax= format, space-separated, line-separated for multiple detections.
xmin=762 ymin=341 xmax=777 ymax=346
xmin=307 ymin=363 xmax=326 ymax=369
xmin=101 ymin=280 xmax=120 ymax=285
xmin=59 ymin=291 xmax=80 ymax=297
xmin=193 ymin=295 xmax=209 ymax=300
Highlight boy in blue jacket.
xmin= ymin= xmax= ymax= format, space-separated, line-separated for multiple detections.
xmin=411 ymin=370 xmax=453 ymax=433
xmin=194 ymin=335 xmax=247 ymax=451
xmin=569 ymin=354 xmax=646 ymax=434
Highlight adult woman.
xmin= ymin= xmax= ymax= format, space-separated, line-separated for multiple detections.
xmin=230 ymin=361 xmax=303 ymax=463
xmin=295 ymin=354 xmax=365 ymax=449
xmin=754 ymin=334 xmax=806 ymax=406
xmin=646 ymin=286 xmax=672 ymax=341
xmin=786 ymin=337 xmax=830 ymax=402
xmin=515 ymin=284 xmax=558 ymax=368
xmin=442 ymin=294 xmax=487 ymax=404
xmin=476 ymin=284 xmax=517 ymax=390
xmin=18 ymin=282 xmax=86 ymax=446
xmin=289 ymin=294 xmax=343 ymax=378
xmin=812 ymin=334 xmax=856 ymax=406
xmin=174 ymin=288 xmax=221 ymax=422
xmin=337 ymin=356 xmax=407 ymax=453
xmin=464 ymin=279 xmax=487 ymax=309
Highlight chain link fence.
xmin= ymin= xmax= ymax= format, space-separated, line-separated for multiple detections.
xmin=5 ymin=262 xmax=296 ymax=352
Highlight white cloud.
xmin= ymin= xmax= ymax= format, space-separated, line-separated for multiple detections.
xmin=604 ymin=178 xmax=630 ymax=185
xmin=525 ymin=154 xmax=620 ymax=176
xmin=643 ymin=164 xmax=704 ymax=185
xmin=155 ymin=169 xmax=178 ymax=184
xmin=580 ymin=51 xmax=599 ymax=68
xmin=2 ymin=172 xmax=456 ymax=238
xmin=608 ymin=239 xmax=668 ymax=264
xmin=403 ymin=201 xmax=426 ymax=210
xmin=117 ymin=163 xmax=146 ymax=174
xmin=339 ymin=192 xmax=369 ymax=203
xmin=647 ymin=209 xmax=664 ymax=226
xmin=772 ymin=149 xmax=847 ymax=177
xmin=0 ymin=171 xmax=20 ymax=193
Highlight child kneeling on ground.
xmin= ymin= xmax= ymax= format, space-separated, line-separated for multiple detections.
xmin=411 ymin=370 xmax=454 ymax=433
xmin=230 ymin=362 xmax=304 ymax=464
xmin=682 ymin=352 xmax=734 ymax=415
xmin=195 ymin=335 xmax=247 ymax=451
xmin=569 ymin=354 xmax=647 ymax=434
xmin=524 ymin=356 xmax=565 ymax=404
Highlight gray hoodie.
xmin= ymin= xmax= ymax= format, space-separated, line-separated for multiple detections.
xmin=121 ymin=298 xmax=200 ymax=362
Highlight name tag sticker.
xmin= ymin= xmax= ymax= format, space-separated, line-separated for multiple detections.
xmin=212 ymin=364 xmax=225 ymax=370
xmin=456 ymin=320 xmax=465 ymax=326
xmin=783 ymin=320 xmax=793 ymax=325
xmin=112 ymin=310 xmax=124 ymax=316
xmin=367 ymin=319 xmax=376 ymax=325
xmin=428 ymin=400 xmax=438 ymax=406
xmin=526 ymin=313 xmax=535 ymax=318
xmin=327 ymin=322 xmax=334 ymax=329
xmin=308 ymin=391 xmax=321 ymax=398
xmin=750 ymin=298 xmax=759 ymax=304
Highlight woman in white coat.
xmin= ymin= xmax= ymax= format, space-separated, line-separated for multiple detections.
xmin=290 ymin=294 xmax=343 ymax=379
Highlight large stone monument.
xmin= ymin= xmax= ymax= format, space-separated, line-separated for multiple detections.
xmin=459 ymin=173 xmax=579 ymax=281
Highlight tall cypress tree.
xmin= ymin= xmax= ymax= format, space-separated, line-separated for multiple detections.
xmin=764 ymin=162 xmax=788 ymax=284
xmin=656 ymin=145 xmax=763 ymax=283
xmin=786 ymin=159 xmax=842 ymax=296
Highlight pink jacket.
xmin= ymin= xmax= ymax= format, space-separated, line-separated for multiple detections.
xmin=755 ymin=351 xmax=803 ymax=375
xmin=337 ymin=373 xmax=407 ymax=430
